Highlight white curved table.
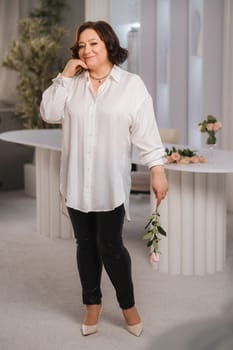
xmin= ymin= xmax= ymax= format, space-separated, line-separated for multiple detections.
xmin=0 ymin=129 xmax=73 ymax=240
xmin=149 ymin=153 xmax=233 ymax=276
xmin=1 ymin=129 xmax=233 ymax=276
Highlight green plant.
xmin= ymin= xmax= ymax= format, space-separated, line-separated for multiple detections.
xmin=198 ymin=115 xmax=222 ymax=145
xmin=2 ymin=0 xmax=67 ymax=129
xmin=143 ymin=209 xmax=167 ymax=263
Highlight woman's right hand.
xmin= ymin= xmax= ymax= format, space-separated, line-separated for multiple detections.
xmin=61 ymin=59 xmax=88 ymax=78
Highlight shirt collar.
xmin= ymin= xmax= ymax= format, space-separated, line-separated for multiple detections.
xmin=84 ymin=64 xmax=121 ymax=83
xmin=109 ymin=65 xmax=121 ymax=83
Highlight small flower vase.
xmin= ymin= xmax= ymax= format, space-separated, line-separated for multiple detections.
xmin=206 ymin=131 xmax=216 ymax=146
xmin=206 ymin=132 xmax=217 ymax=163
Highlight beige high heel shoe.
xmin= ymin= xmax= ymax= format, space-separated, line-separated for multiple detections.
xmin=127 ymin=321 xmax=143 ymax=337
xmin=81 ymin=305 xmax=102 ymax=336
xmin=123 ymin=306 xmax=143 ymax=336
xmin=81 ymin=323 xmax=98 ymax=336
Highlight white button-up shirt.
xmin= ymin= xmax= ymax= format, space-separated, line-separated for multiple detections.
xmin=40 ymin=65 xmax=165 ymax=219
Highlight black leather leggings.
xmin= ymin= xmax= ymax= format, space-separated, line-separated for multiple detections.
xmin=67 ymin=204 xmax=135 ymax=309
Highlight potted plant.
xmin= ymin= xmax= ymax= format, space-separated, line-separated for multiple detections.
xmin=198 ymin=115 xmax=222 ymax=146
xmin=2 ymin=0 xmax=67 ymax=129
xmin=1 ymin=0 xmax=67 ymax=195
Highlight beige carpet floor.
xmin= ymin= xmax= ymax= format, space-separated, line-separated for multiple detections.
xmin=0 ymin=191 xmax=233 ymax=350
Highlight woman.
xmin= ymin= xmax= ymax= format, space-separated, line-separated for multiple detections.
xmin=40 ymin=20 xmax=168 ymax=337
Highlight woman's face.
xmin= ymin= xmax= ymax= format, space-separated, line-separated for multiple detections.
xmin=78 ymin=28 xmax=110 ymax=70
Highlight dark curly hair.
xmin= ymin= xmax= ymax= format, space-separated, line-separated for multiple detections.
xmin=70 ymin=20 xmax=128 ymax=65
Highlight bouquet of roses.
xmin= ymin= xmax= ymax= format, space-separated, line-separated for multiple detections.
xmin=143 ymin=209 xmax=167 ymax=265
xmin=198 ymin=115 xmax=222 ymax=145
xmin=165 ymin=146 xmax=207 ymax=164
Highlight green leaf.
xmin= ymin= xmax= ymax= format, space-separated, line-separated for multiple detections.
xmin=143 ymin=232 xmax=153 ymax=240
xmin=147 ymin=240 xmax=153 ymax=247
xmin=143 ymin=209 xmax=167 ymax=254
xmin=207 ymin=115 xmax=217 ymax=123
xmin=172 ymin=146 xmax=177 ymax=153
xmin=145 ymin=220 xmax=152 ymax=229
xmin=157 ymin=226 xmax=167 ymax=236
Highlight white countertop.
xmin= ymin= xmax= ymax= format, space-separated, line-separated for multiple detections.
xmin=1 ymin=129 xmax=233 ymax=174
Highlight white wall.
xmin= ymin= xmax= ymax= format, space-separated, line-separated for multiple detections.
xmin=85 ymin=0 xmax=110 ymax=21
xmin=188 ymin=0 xmax=224 ymax=147
xmin=140 ymin=0 xmax=224 ymax=145
xmin=202 ymin=0 xmax=224 ymax=130
xmin=170 ymin=0 xmax=189 ymax=142
xmin=140 ymin=0 xmax=157 ymax=100
xmin=62 ymin=0 xmax=85 ymax=61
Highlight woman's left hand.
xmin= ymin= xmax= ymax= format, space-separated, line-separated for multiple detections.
xmin=150 ymin=165 xmax=168 ymax=207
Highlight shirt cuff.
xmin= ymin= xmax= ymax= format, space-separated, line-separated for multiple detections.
xmin=141 ymin=148 xmax=166 ymax=168
xmin=147 ymin=158 xmax=165 ymax=169
xmin=52 ymin=73 xmax=73 ymax=88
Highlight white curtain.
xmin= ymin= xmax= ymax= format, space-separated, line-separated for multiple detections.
xmin=222 ymin=0 xmax=233 ymax=212
xmin=85 ymin=0 xmax=110 ymax=21
xmin=0 ymin=0 xmax=38 ymax=103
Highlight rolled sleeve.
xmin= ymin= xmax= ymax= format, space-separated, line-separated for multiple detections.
xmin=130 ymin=95 xmax=165 ymax=168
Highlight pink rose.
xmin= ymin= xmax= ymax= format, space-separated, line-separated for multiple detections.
xmin=206 ymin=123 xmax=214 ymax=131
xmin=166 ymin=156 xmax=173 ymax=164
xmin=150 ymin=252 xmax=160 ymax=263
xmin=213 ymin=121 xmax=222 ymax=131
xmin=180 ymin=157 xmax=190 ymax=164
xmin=199 ymin=156 xmax=208 ymax=163
xmin=171 ymin=152 xmax=181 ymax=162
xmin=190 ymin=156 xmax=199 ymax=163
